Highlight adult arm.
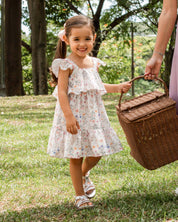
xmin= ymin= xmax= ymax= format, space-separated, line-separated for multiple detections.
xmin=145 ymin=0 xmax=177 ymax=78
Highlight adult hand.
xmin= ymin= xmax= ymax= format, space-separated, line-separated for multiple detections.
xmin=145 ymin=55 xmax=163 ymax=80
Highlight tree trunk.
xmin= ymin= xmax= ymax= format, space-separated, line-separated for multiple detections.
xmin=5 ymin=0 xmax=24 ymax=96
xmin=164 ymin=48 xmax=174 ymax=88
xmin=92 ymin=34 xmax=101 ymax=57
xmin=92 ymin=20 xmax=102 ymax=57
xmin=28 ymin=0 xmax=48 ymax=95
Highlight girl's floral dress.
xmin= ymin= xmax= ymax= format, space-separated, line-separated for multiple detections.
xmin=47 ymin=57 xmax=123 ymax=158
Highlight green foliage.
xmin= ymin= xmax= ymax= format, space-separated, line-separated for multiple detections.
xmin=22 ymin=0 xmax=30 ymax=27
xmin=98 ymin=35 xmax=163 ymax=96
xmin=138 ymin=0 xmax=163 ymax=34
xmin=99 ymin=0 xmax=161 ymax=39
xmin=22 ymin=0 xmax=83 ymax=28
xmin=1 ymin=0 xmax=171 ymax=97
xmin=45 ymin=0 xmax=84 ymax=26
xmin=21 ymin=36 xmax=33 ymax=95
xmin=21 ymin=25 xmax=58 ymax=95
xmin=98 ymin=38 xmax=131 ymax=84
xmin=21 ymin=0 xmax=167 ymax=95
xmin=22 ymin=26 xmax=164 ymax=97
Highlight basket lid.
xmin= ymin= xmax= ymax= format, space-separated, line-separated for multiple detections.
xmin=120 ymin=91 xmax=164 ymax=111
xmin=117 ymin=91 xmax=176 ymax=121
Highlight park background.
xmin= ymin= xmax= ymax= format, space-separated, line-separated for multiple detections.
xmin=0 ymin=0 xmax=177 ymax=221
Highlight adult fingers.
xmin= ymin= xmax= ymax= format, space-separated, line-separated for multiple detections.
xmin=145 ymin=73 xmax=156 ymax=80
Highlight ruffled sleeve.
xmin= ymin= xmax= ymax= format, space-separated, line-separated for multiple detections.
xmin=93 ymin=57 xmax=106 ymax=68
xmin=51 ymin=58 xmax=74 ymax=77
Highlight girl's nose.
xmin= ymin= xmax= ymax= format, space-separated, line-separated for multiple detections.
xmin=79 ymin=40 xmax=85 ymax=45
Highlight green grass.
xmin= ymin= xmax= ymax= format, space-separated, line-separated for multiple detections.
xmin=0 ymin=95 xmax=177 ymax=222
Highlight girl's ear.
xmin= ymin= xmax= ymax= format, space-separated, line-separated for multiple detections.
xmin=63 ymin=35 xmax=69 ymax=45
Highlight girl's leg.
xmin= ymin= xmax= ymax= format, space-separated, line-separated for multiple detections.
xmin=70 ymin=158 xmax=84 ymax=196
xmin=82 ymin=156 xmax=101 ymax=177
xmin=70 ymin=158 xmax=93 ymax=208
xmin=82 ymin=156 xmax=101 ymax=196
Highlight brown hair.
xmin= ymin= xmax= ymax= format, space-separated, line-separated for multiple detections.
xmin=50 ymin=15 xmax=95 ymax=86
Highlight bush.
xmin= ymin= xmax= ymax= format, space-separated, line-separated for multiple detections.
xmin=98 ymin=36 xmax=162 ymax=96
xmin=22 ymin=35 xmax=162 ymax=95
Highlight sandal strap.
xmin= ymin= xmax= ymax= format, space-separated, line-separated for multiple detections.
xmin=75 ymin=195 xmax=90 ymax=208
xmin=83 ymin=176 xmax=95 ymax=193
xmin=82 ymin=170 xmax=90 ymax=180
xmin=84 ymin=182 xmax=95 ymax=193
xmin=85 ymin=170 xmax=90 ymax=177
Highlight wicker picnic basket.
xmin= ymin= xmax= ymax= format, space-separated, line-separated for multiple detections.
xmin=116 ymin=76 xmax=178 ymax=170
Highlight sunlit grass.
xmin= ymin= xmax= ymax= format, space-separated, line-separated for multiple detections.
xmin=0 ymin=95 xmax=177 ymax=222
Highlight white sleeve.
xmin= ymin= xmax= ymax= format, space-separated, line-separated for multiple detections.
xmin=51 ymin=59 xmax=74 ymax=77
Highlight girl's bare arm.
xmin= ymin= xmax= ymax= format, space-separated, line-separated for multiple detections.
xmin=104 ymin=82 xmax=132 ymax=93
xmin=58 ymin=69 xmax=80 ymax=134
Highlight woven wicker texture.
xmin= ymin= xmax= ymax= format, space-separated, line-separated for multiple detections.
xmin=116 ymin=89 xmax=178 ymax=170
xmin=120 ymin=91 xmax=164 ymax=111
xmin=120 ymin=93 xmax=176 ymax=121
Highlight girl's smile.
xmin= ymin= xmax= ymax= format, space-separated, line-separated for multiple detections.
xmin=65 ymin=25 xmax=96 ymax=58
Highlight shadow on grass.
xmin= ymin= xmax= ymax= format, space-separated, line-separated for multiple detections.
xmin=0 ymin=192 xmax=177 ymax=222
xmin=0 ymin=153 xmax=144 ymax=182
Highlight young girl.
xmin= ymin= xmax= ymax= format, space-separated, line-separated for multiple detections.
xmin=48 ymin=15 xmax=132 ymax=210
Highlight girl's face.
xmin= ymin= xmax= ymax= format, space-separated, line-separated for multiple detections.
xmin=64 ymin=25 xmax=96 ymax=58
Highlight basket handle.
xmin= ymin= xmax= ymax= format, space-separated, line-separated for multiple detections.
xmin=118 ymin=75 xmax=169 ymax=110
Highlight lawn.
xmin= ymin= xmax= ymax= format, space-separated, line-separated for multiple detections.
xmin=0 ymin=95 xmax=177 ymax=222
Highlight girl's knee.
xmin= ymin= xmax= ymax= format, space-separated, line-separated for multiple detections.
xmin=70 ymin=158 xmax=83 ymax=166
xmin=88 ymin=156 xmax=101 ymax=162
xmin=96 ymin=156 xmax=102 ymax=161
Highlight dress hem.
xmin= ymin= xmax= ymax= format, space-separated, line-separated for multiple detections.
xmin=47 ymin=148 xmax=123 ymax=159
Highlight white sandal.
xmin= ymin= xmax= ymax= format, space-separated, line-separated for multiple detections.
xmin=83 ymin=171 xmax=96 ymax=199
xmin=75 ymin=195 xmax=94 ymax=210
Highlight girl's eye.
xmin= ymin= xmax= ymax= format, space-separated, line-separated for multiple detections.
xmin=86 ymin=38 xmax=91 ymax=41
xmin=73 ymin=38 xmax=79 ymax=41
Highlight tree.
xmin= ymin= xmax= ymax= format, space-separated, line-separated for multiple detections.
xmin=56 ymin=0 xmax=174 ymax=85
xmin=45 ymin=0 xmax=160 ymax=56
xmin=28 ymin=0 xmax=48 ymax=95
xmin=22 ymin=0 xmax=173 ymax=92
xmin=5 ymin=0 xmax=24 ymax=96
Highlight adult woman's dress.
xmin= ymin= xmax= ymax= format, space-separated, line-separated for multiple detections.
xmin=169 ymin=21 xmax=178 ymax=114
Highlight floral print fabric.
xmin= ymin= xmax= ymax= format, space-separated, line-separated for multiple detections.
xmin=47 ymin=57 xmax=123 ymax=158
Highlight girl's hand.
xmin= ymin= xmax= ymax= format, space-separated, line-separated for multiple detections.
xmin=104 ymin=82 xmax=132 ymax=93
xmin=145 ymin=55 xmax=163 ymax=80
xmin=120 ymin=81 xmax=132 ymax=93
xmin=66 ymin=115 xmax=80 ymax=134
